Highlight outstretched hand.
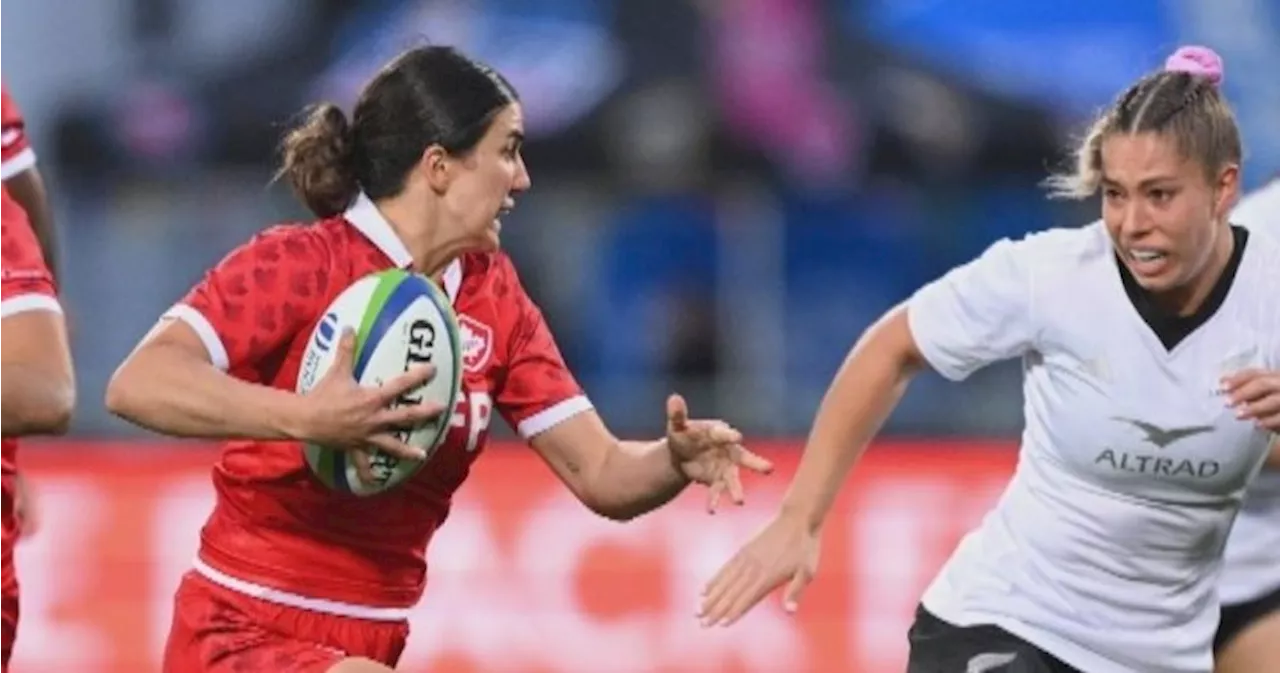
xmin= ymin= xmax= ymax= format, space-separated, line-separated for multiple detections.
xmin=665 ymin=394 xmax=773 ymax=513
xmin=698 ymin=512 xmax=820 ymax=627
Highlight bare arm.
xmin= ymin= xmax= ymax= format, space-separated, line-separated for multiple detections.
xmin=5 ymin=169 xmax=59 ymax=282
xmin=780 ymin=305 xmax=926 ymax=532
xmin=1 ymin=309 xmax=74 ymax=436
xmin=530 ymin=411 xmax=688 ymax=521
xmin=105 ymin=319 xmax=306 ymax=439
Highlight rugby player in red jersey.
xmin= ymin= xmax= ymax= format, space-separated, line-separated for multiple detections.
xmin=106 ymin=45 xmax=772 ymax=673
xmin=0 ymin=77 xmax=74 ymax=670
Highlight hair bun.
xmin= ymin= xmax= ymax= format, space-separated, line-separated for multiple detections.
xmin=1164 ymin=45 xmax=1224 ymax=86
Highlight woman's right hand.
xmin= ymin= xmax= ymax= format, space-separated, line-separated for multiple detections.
xmin=294 ymin=329 xmax=446 ymax=480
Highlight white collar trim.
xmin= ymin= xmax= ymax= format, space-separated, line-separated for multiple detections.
xmin=344 ymin=192 xmax=464 ymax=304
xmin=344 ymin=192 xmax=413 ymax=268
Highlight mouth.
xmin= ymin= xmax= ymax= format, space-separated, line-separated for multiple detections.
xmin=492 ymin=198 xmax=515 ymax=234
xmin=1124 ymin=247 xmax=1171 ymax=278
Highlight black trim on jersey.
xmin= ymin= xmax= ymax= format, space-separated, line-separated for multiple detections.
xmin=1116 ymin=225 xmax=1248 ymax=351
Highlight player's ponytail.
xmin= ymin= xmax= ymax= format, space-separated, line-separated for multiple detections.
xmin=277 ymin=103 xmax=360 ymax=219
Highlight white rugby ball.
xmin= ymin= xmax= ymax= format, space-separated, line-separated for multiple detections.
xmin=296 ymin=268 xmax=462 ymax=496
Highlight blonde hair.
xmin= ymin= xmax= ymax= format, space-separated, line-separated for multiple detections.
xmin=1044 ymin=51 xmax=1242 ymax=200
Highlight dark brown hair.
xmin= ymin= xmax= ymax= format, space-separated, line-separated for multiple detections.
xmin=278 ymin=46 xmax=519 ymax=218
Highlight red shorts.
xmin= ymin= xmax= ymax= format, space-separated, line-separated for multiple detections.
xmin=163 ymin=572 xmax=410 ymax=673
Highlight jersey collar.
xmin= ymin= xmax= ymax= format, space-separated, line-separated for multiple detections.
xmin=344 ymin=192 xmax=463 ymax=304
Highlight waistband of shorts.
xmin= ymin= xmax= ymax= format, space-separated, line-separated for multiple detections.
xmin=192 ymin=557 xmax=412 ymax=622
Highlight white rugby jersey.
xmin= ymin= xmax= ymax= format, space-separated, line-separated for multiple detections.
xmin=908 ymin=220 xmax=1280 ymax=673
xmin=1220 ymin=179 xmax=1280 ymax=606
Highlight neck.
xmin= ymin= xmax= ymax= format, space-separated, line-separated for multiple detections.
xmin=1157 ymin=223 xmax=1235 ymax=316
xmin=375 ymin=195 xmax=469 ymax=279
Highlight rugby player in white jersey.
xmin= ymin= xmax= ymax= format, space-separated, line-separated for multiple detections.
xmin=698 ymin=45 xmax=1280 ymax=673
xmin=1214 ymin=177 xmax=1280 ymax=673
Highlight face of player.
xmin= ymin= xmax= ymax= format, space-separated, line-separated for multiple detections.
xmin=1099 ymin=131 xmax=1238 ymax=303
xmin=439 ymin=103 xmax=531 ymax=252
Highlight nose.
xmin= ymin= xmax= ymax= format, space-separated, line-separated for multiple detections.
xmin=512 ymin=156 xmax=531 ymax=194
xmin=1118 ymin=199 xmax=1153 ymax=239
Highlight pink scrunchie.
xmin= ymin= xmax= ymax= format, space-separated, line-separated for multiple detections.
xmin=1164 ymin=45 xmax=1224 ymax=86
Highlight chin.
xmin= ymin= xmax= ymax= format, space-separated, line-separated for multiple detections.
xmin=477 ymin=230 xmax=501 ymax=252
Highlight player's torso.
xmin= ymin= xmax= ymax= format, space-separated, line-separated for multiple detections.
xmin=925 ymin=229 xmax=1279 ymax=672
xmin=1022 ymin=231 xmax=1277 ymax=504
xmin=202 ymin=228 xmax=514 ymax=602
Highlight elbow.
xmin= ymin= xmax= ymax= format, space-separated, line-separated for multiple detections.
xmin=104 ymin=361 xmax=146 ymax=422
xmin=39 ymin=382 xmax=75 ymax=435
xmin=579 ymin=485 xmax=645 ymax=522
xmin=13 ymin=380 xmax=75 ymax=436
xmin=590 ymin=502 xmax=645 ymax=523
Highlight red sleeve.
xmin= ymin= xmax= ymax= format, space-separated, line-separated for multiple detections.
xmin=1 ymin=189 xmax=59 ymax=318
xmin=1 ymin=86 xmax=36 ymax=180
xmin=493 ymin=255 xmax=592 ymax=439
xmin=163 ymin=225 xmax=332 ymax=375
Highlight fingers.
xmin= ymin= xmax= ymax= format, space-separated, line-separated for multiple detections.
xmin=699 ymin=557 xmax=757 ymax=626
xmin=373 ymin=401 xmax=447 ymax=431
xmin=1221 ymin=368 xmax=1267 ymax=393
xmin=376 ymin=364 xmax=437 ymax=404
xmin=350 ymin=448 xmax=375 ymax=485
xmin=364 ymin=433 xmax=427 ymax=461
xmin=1257 ymin=411 xmax=1280 ymax=432
xmin=331 ymin=329 xmax=357 ymax=374
xmin=699 ymin=560 xmax=778 ymax=628
xmin=781 ymin=569 xmax=813 ymax=614
xmin=1223 ymin=372 xmax=1280 ymax=428
xmin=725 ymin=467 xmax=746 ymax=506
xmin=735 ymin=447 xmax=774 ymax=475
xmin=712 ymin=424 xmax=743 ymax=445
xmin=667 ymin=393 xmax=689 ymax=433
xmin=706 ymin=479 xmax=726 ymax=514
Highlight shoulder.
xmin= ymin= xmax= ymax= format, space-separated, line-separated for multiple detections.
xmin=219 ymin=220 xmax=339 ymax=271
xmin=1233 ymin=180 xmax=1280 ymax=235
xmin=950 ymin=222 xmax=1110 ymax=290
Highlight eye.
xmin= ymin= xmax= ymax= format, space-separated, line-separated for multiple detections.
xmin=1148 ymin=188 xmax=1174 ymax=203
xmin=1103 ymin=187 xmax=1124 ymax=201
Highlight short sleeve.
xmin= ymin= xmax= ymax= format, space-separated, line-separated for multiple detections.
xmin=0 ymin=86 xmax=36 ymax=180
xmin=163 ymin=226 xmax=332 ymax=373
xmin=493 ymin=257 xmax=593 ymax=439
xmin=1 ymin=190 xmax=59 ymax=318
xmin=907 ymin=237 xmax=1038 ymax=381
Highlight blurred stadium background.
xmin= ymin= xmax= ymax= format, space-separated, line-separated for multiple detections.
xmin=2 ymin=0 xmax=1278 ymax=671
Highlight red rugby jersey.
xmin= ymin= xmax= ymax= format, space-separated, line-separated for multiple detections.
xmin=166 ymin=194 xmax=590 ymax=614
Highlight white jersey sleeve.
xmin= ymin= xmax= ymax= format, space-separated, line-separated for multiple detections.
xmin=906 ymin=237 xmax=1039 ymax=381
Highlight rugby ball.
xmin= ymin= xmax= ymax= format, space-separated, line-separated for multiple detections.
xmin=296 ymin=268 xmax=462 ymax=496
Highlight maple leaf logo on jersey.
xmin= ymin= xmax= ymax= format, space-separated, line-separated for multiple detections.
xmin=458 ymin=314 xmax=493 ymax=373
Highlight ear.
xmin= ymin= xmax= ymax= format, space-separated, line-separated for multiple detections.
xmin=419 ymin=144 xmax=454 ymax=194
xmin=1213 ymin=163 xmax=1240 ymax=219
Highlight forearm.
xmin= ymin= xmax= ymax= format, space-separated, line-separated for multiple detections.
xmin=589 ymin=438 xmax=690 ymax=520
xmin=1 ymin=363 xmax=74 ymax=436
xmin=781 ymin=322 xmax=920 ymax=532
xmin=106 ymin=342 xmax=304 ymax=440
xmin=1268 ymin=439 xmax=1280 ymax=469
